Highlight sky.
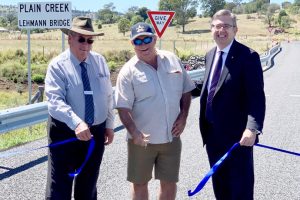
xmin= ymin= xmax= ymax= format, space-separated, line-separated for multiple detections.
xmin=0 ymin=0 xmax=294 ymax=13
xmin=0 ymin=0 xmax=159 ymax=13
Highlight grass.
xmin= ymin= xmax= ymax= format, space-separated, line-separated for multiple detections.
xmin=0 ymin=91 xmax=29 ymax=110
xmin=0 ymin=123 xmax=47 ymax=151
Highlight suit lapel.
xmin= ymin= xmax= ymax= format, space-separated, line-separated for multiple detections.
xmin=214 ymin=40 xmax=238 ymax=95
xmin=200 ymin=47 xmax=216 ymax=98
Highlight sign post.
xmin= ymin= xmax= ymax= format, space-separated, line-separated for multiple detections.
xmin=147 ymin=11 xmax=175 ymax=38
xmin=18 ymin=1 xmax=72 ymax=103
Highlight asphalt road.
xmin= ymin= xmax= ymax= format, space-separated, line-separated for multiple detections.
xmin=0 ymin=41 xmax=299 ymax=200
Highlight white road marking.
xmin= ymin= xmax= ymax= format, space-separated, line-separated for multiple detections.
xmin=290 ymin=95 xmax=300 ymax=97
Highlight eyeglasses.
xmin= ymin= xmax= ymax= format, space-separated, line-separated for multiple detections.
xmin=133 ymin=37 xmax=153 ymax=46
xmin=211 ymin=24 xmax=235 ymax=30
xmin=77 ymin=37 xmax=94 ymax=44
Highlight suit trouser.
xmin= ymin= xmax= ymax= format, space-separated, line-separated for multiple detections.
xmin=205 ymin=125 xmax=254 ymax=200
xmin=45 ymin=117 xmax=106 ymax=200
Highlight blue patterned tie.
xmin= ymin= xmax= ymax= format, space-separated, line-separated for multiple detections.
xmin=206 ymin=51 xmax=223 ymax=122
xmin=80 ymin=62 xmax=94 ymax=126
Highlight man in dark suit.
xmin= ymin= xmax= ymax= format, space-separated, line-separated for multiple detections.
xmin=199 ymin=10 xmax=266 ymax=200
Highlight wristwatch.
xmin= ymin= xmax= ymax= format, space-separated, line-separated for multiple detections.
xmin=249 ymin=128 xmax=261 ymax=135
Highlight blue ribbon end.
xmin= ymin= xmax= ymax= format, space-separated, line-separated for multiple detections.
xmin=68 ymin=172 xmax=78 ymax=178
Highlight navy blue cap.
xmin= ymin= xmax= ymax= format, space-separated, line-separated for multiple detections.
xmin=130 ymin=22 xmax=155 ymax=40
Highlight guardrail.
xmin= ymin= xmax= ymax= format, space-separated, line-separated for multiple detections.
xmin=0 ymin=43 xmax=281 ymax=134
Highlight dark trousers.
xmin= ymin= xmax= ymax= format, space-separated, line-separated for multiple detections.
xmin=205 ymin=124 xmax=254 ymax=200
xmin=45 ymin=117 xmax=106 ymax=200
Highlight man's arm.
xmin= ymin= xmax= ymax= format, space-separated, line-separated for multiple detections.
xmin=117 ymin=108 xmax=149 ymax=147
xmin=171 ymin=92 xmax=192 ymax=137
xmin=240 ymin=50 xmax=266 ymax=146
xmin=45 ymin=63 xmax=83 ymax=130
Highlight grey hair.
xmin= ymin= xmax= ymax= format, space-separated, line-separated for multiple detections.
xmin=212 ymin=9 xmax=237 ymax=27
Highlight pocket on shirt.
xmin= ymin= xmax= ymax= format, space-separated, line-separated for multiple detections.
xmin=132 ymin=76 xmax=155 ymax=101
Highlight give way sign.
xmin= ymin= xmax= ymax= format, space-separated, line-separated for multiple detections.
xmin=147 ymin=11 xmax=175 ymax=38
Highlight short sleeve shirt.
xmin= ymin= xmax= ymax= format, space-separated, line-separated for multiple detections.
xmin=115 ymin=50 xmax=195 ymax=144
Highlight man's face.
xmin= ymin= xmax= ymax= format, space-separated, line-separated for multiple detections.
xmin=69 ymin=33 xmax=94 ymax=61
xmin=132 ymin=35 xmax=157 ymax=60
xmin=211 ymin=15 xmax=237 ymax=49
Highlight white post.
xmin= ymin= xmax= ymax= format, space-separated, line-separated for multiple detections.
xmin=159 ymin=38 xmax=162 ymax=50
xmin=27 ymin=29 xmax=32 ymax=104
xmin=62 ymin=32 xmax=65 ymax=52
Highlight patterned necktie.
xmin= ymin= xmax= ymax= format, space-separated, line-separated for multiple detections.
xmin=80 ymin=62 xmax=94 ymax=126
xmin=205 ymin=51 xmax=223 ymax=122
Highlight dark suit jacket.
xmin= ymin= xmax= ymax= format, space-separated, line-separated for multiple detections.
xmin=199 ymin=39 xmax=266 ymax=147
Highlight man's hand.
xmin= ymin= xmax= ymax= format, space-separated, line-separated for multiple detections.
xmin=239 ymin=129 xmax=257 ymax=146
xmin=104 ymin=128 xmax=114 ymax=145
xmin=171 ymin=114 xmax=187 ymax=137
xmin=132 ymin=130 xmax=150 ymax=147
xmin=75 ymin=122 xmax=92 ymax=141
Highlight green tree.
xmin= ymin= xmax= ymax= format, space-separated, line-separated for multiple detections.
xmin=279 ymin=16 xmax=291 ymax=29
xmin=278 ymin=9 xmax=288 ymax=26
xmin=282 ymin=1 xmax=292 ymax=9
xmin=224 ymin=2 xmax=237 ymax=11
xmin=124 ymin=6 xmax=139 ymax=21
xmin=131 ymin=15 xmax=144 ymax=26
xmin=244 ymin=2 xmax=258 ymax=14
xmin=137 ymin=7 xmax=149 ymax=21
xmin=200 ymin=0 xmax=226 ymax=17
xmin=6 ymin=13 xmax=17 ymax=26
xmin=159 ymin=0 xmax=199 ymax=33
xmin=97 ymin=3 xmax=119 ymax=24
xmin=265 ymin=3 xmax=280 ymax=27
xmin=294 ymin=0 xmax=300 ymax=6
xmin=118 ymin=17 xmax=131 ymax=36
xmin=0 ymin=16 xmax=8 ymax=27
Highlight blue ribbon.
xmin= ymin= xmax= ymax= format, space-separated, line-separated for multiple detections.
xmin=68 ymin=138 xmax=95 ymax=177
xmin=0 ymin=137 xmax=77 ymax=158
xmin=188 ymin=142 xmax=300 ymax=197
xmin=0 ymin=137 xmax=95 ymax=177
xmin=255 ymin=143 xmax=300 ymax=156
xmin=188 ymin=142 xmax=240 ymax=197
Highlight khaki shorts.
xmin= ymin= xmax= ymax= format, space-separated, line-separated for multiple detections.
xmin=127 ymin=137 xmax=182 ymax=184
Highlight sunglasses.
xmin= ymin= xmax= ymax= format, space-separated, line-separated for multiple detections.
xmin=77 ymin=37 xmax=94 ymax=44
xmin=133 ymin=36 xmax=153 ymax=46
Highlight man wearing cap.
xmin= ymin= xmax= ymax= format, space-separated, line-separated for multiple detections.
xmin=115 ymin=22 xmax=195 ymax=200
xmin=45 ymin=16 xmax=114 ymax=200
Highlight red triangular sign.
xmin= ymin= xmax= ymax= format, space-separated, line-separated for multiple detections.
xmin=147 ymin=11 xmax=175 ymax=38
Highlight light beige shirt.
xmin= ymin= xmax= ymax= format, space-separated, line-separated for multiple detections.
xmin=115 ymin=50 xmax=195 ymax=144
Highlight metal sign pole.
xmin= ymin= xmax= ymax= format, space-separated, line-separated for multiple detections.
xmin=159 ymin=38 xmax=162 ymax=50
xmin=27 ymin=29 xmax=32 ymax=104
xmin=62 ymin=32 xmax=65 ymax=52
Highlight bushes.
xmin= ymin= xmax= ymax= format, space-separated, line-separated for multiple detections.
xmin=0 ymin=61 xmax=27 ymax=83
xmin=175 ymin=48 xmax=196 ymax=61
xmin=0 ymin=49 xmax=134 ymax=85
xmin=0 ymin=50 xmax=49 ymax=84
xmin=103 ymin=49 xmax=133 ymax=63
xmin=32 ymin=74 xmax=45 ymax=84
xmin=107 ymin=61 xmax=118 ymax=72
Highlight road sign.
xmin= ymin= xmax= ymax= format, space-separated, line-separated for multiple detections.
xmin=147 ymin=11 xmax=175 ymax=38
xmin=18 ymin=2 xmax=72 ymax=29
